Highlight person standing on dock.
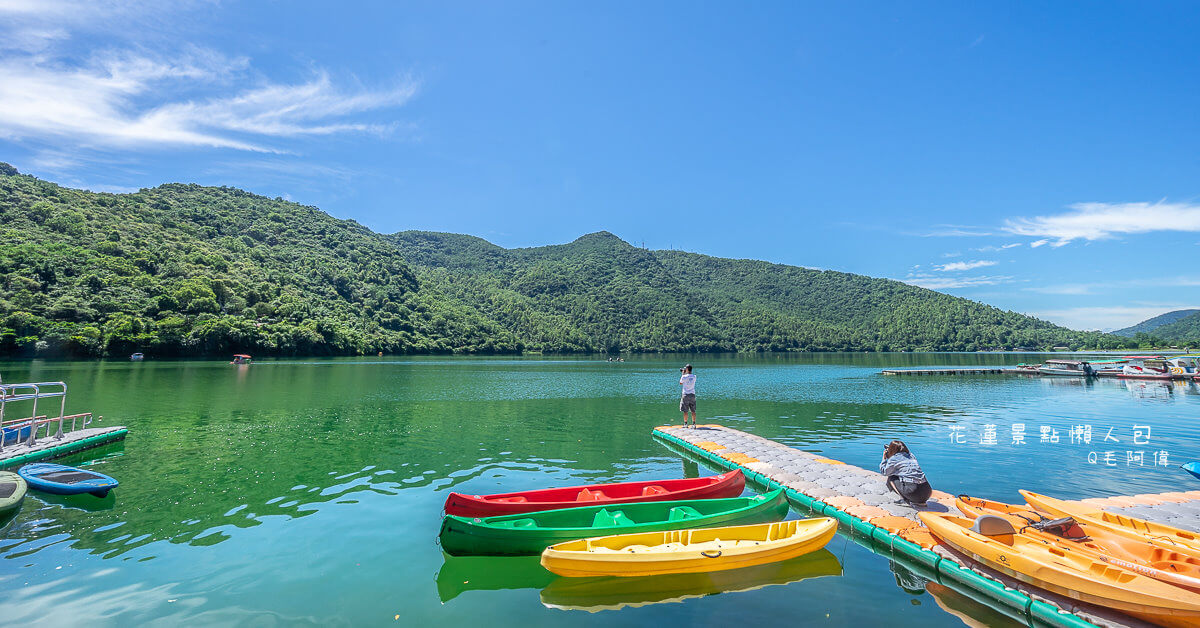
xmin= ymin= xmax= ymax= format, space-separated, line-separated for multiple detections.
xmin=880 ymin=440 xmax=932 ymax=507
xmin=679 ymin=364 xmax=697 ymax=428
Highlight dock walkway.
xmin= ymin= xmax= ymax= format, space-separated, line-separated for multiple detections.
xmin=0 ymin=426 xmax=128 ymax=469
xmin=881 ymin=368 xmax=1023 ymax=376
xmin=654 ymin=424 xmax=1166 ymax=628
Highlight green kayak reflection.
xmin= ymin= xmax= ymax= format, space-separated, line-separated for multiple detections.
xmin=437 ymin=554 xmax=556 ymax=602
xmin=539 ymin=548 xmax=842 ymax=612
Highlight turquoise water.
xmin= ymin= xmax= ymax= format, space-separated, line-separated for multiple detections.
xmin=0 ymin=354 xmax=1197 ymax=626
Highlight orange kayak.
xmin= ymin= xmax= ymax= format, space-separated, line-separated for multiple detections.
xmin=957 ymin=495 xmax=1200 ymax=592
xmin=920 ymin=512 xmax=1200 ymax=626
xmin=1022 ymin=490 xmax=1200 ymax=555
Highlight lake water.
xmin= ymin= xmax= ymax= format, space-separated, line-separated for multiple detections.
xmin=1 ymin=354 xmax=1197 ymax=626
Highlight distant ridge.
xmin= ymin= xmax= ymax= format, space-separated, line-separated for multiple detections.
xmin=1112 ymin=309 xmax=1200 ymax=337
xmin=0 ymin=164 xmax=1139 ymax=357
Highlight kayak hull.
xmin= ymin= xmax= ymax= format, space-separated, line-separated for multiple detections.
xmin=18 ymin=463 xmax=118 ymax=498
xmin=444 ymin=471 xmax=746 ymax=517
xmin=439 ymin=489 xmax=790 ymax=556
xmin=0 ymin=471 xmax=27 ymax=518
xmin=957 ymin=495 xmax=1200 ymax=592
xmin=540 ymin=517 xmax=837 ymax=577
xmin=921 ymin=512 xmax=1200 ymax=624
xmin=1022 ymin=490 xmax=1200 ymax=555
xmin=1184 ymin=462 xmax=1200 ymax=481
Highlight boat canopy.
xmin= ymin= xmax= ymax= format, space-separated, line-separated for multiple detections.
xmin=1044 ymin=359 xmax=1085 ymax=366
xmin=233 ymin=354 xmax=252 ymax=358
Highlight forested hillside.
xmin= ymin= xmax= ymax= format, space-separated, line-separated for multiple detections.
xmin=390 ymin=231 xmax=1133 ymax=353
xmin=1112 ymin=309 xmax=1200 ymax=337
xmin=1139 ymin=311 xmax=1200 ymax=345
xmin=0 ymin=165 xmax=1136 ymax=357
xmin=0 ymin=164 xmax=518 ymax=356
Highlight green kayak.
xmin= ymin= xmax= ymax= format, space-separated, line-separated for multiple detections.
xmin=0 ymin=471 xmax=28 ymax=519
xmin=439 ymin=488 xmax=790 ymax=556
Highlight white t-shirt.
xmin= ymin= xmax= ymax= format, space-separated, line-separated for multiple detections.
xmin=680 ymin=373 xmax=696 ymax=395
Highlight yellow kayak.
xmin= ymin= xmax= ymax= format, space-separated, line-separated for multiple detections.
xmin=540 ymin=518 xmax=837 ymax=578
xmin=920 ymin=513 xmax=1200 ymax=626
xmin=1022 ymin=490 xmax=1200 ymax=555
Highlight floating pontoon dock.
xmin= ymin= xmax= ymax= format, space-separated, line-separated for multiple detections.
xmin=653 ymin=424 xmax=1175 ymax=628
xmin=0 ymin=381 xmax=127 ymax=469
xmin=881 ymin=368 xmax=1023 ymax=376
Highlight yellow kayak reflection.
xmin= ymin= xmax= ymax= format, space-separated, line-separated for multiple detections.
xmin=540 ymin=548 xmax=842 ymax=612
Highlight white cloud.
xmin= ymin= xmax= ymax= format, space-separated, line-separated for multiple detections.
xmin=901 ymin=274 xmax=1013 ymax=290
xmin=974 ymin=242 xmax=1021 ymax=252
xmin=941 ymin=251 xmax=962 ymax=258
xmin=1005 ymin=201 xmax=1200 ymax=245
xmin=1033 ymin=305 xmax=1200 ymax=332
xmin=936 ymin=259 xmax=997 ymax=272
xmin=919 ymin=225 xmax=996 ymax=237
xmin=0 ymin=49 xmax=417 ymax=153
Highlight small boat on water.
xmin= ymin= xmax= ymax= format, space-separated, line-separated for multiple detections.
xmin=231 ymin=354 xmax=252 ymax=365
xmin=1036 ymin=359 xmax=1094 ymax=376
xmin=1105 ymin=355 xmax=1174 ymax=380
xmin=444 ymin=471 xmax=746 ymax=517
xmin=1184 ymin=462 xmax=1200 ymax=481
xmin=957 ymin=495 xmax=1200 ymax=592
xmin=130 ymin=353 xmax=144 ymax=361
xmin=439 ymin=489 xmax=789 ymax=556
xmin=920 ymin=512 xmax=1200 ymax=625
xmin=540 ymin=518 xmax=838 ymax=577
xmin=1086 ymin=358 xmax=1129 ymax=376
xmin=0 ymin=471 xmax=27 ymax=518
xmin=1022 ymin=490 xmax=1200 ymax=555
xmin=18 ymin=463 xmax=119 ymax=498
xmin=1166 ymin=356 xmax=1200 ymax=378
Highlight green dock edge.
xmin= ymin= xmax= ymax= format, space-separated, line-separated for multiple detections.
xmin=0 ymin=429 xmax=129 ymax=470
xmin=653 ymin=429 xmax=1095 ymax=628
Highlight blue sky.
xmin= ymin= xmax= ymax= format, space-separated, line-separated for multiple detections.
xmin=2 ymin=1 xmax=1198 ymax=331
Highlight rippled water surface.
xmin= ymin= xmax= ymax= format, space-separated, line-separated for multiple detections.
xmin=1 ymin=354 xmax=1197 ymax=626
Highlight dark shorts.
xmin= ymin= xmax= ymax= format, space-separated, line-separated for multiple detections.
xmin=680 ymin=393 xmax=696 ymax=413
xmin=887 ymin=476 xmax=932 ymax=505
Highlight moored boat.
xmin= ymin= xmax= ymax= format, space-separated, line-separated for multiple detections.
xmin=444 ymin=471 xmax=746 ymax=517
xmin=920 ymin=512 xmax=1200 ymax=625
xmin=439 ymin=489 xmax=789 ymax=556
xmin=1109 ymin=355 xmax=1173 ymax=380
xmin=540 ymin=517 xmax=838 ymax=577
xmin=1036 ymin=359 xmax=1094 ymax=376
xmin=0 ymin=471 xmax=27 ymax=519
xmin=956 ymin=495 xmax=1200 ymax=592
xmin=1184 ymin=462 xmax=1200 ymax=481
xmin=1022 ymin=490 xmax=1200 ymax=554
xmin=18 ymin=463 xmax=119 ymax=498
xmin=231 ymin=353 xmax=252 ymax=365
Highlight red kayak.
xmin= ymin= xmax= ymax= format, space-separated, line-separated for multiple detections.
xmin=443 ymin=470 xmax=746 ymax=517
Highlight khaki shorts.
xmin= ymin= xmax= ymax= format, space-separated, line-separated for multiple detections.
xmin=680 ymin=394 xmax=696 ymax=413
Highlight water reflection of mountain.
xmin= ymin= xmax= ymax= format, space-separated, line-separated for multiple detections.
xmin=539 ymin=549 xmax=842 ymax=612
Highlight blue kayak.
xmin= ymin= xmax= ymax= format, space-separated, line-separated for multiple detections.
xmin=1183 ymin=461 xmax=1200 ymax=481
xmin=18 ymin=463 xmax=118 ymax=497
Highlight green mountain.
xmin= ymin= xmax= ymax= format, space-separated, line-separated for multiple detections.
xmin=0 ymin=164 xmax=518 ymax=357
xmin=1112 ymin=309 xmax=1200 ymax=337
xmin=0 ymin=164 xmax=1135 ymax=357
xmin=1145 ymin=311 xmax=1200 ymax=343
xmin=389 ymin=230 xmax=1132 ymax=353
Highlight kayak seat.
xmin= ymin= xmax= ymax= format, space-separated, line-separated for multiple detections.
xmin=576 ymin=489 xmax=607 ymax=501
xmin=971 ymin=515 xmax=1016 ymax=537
xmin=506 ymin=518 xmax=538 ymax=528
xmin=592 ymin=509 xmax=635 ymax=527
xmin=641 ymin=485 xmax=669 ymax=497
xmin=668 ymin=506 xmax=703 ymax=522
xmin=493 ymin=496 xmax=528 ymax=503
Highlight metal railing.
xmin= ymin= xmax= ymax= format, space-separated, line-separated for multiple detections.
xmin=0 ymin=381 xmax=94 ymax=451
